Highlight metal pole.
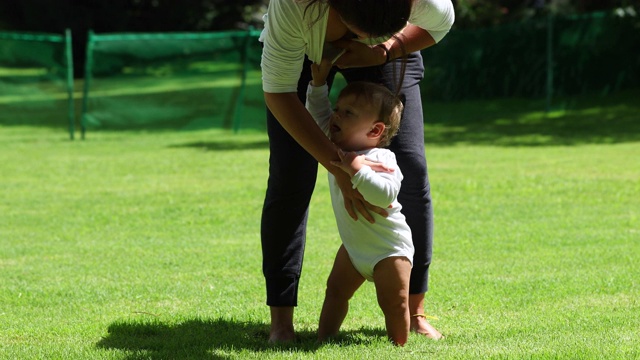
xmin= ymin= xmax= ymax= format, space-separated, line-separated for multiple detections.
xmin=80 ymin=30 xmax=95 ymax=140
xmin=65 ymin=29 xmax=75 ymax=140
xmin=545 ymin=13 xmax=554 ymax=113
xmin=233 ymin=27 xmax=254 ymax=133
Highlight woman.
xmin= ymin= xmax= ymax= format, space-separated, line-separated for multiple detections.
xmin=259 ymin=0 xmax=454 ymax=342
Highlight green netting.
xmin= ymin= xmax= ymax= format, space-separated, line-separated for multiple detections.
xmin=80 ymin=12 xmax=639 ymax=136
xmin=421 ymin=12 xmax=640 ymax=103
xmin=81 ymin=30 xmax=264 ymax=137
xmin=0 ymin=30 xmax=75 ymax=139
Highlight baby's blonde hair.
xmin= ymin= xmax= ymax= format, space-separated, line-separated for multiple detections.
xmin=338 ymin=81 xmax=403 ymax=148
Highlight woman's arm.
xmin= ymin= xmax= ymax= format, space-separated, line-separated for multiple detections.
xmin=383 ymin=25 xmax=436 ymax=62
xmin=333 ymin=0 xmax=454 ymax=68
xmin=332 ymin=26 xmax=436 ymax=68
xmin=265 ymin=92 xmax=339 ymax=170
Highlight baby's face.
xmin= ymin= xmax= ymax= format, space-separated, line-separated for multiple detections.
xmin=329 ymin=94 xmax=379 ymax=151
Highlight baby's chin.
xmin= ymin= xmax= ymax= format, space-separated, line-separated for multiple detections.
xmin=330 ymin=137 xmax=345 ymax=147
xmin=334 ymin=142 xmax=360 ymax=152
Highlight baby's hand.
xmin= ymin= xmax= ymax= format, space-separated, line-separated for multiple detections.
xmin=310 ymin=59 xmax=333 ymax=87
xmin=331 ymin=150 xmax=365 ymax=177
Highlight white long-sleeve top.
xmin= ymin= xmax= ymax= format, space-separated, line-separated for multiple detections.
xmin=260 ymin=0 xmax=455 ymax=93
xmin=305 ymin=83 xmax=413 ymax=280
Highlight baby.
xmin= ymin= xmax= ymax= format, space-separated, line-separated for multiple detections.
xmin=306 ymin=59 xmax=413 ymax=345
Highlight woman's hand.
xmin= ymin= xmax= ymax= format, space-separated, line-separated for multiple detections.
xmin=332 ymin=149 xmax=395 ymax=175
xmin=331 ymin=151 xmax=391 ymax=222
xmin=330 ymin=150 xmax=365 ymax=177
xmin=332 ymin=39 xmax=387 ymax=69
xmin=363 ymin=158 xmax=395 ymax=173
xmin=333 ymin=170 xmax=388 ymax=223
xmin=310 ymin=59 xmax=333 ymax=87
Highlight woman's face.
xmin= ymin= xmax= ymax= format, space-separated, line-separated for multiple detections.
xmin=340 ymin=18 xmax=369 ymax=40
xmin=340 ymin=17 xmax=396 ymax=45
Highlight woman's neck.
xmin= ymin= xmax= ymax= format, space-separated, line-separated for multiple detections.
xmin=325 ymin=7 xmax=349 ymax=42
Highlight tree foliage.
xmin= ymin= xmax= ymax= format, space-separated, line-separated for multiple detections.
xmin=0 ymin=0 xmax=636 ymax=77
xmin=0 ymin=0 xmax=268 ymax=76
xmin=453 ymin=0 xmax=639 ymax=28
xmin=0 ymin=0 xmax=268 ymax=33
xmin=1 ymin=0 xmax=636 ymax=33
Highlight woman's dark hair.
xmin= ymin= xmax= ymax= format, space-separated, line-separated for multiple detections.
xmin=328 ymin=0 xmax=411 ymax=38
xmin=303 ymin=0 xmax=411 ymax=95
xmin=303 ymin=0 xmax=412 ymax=38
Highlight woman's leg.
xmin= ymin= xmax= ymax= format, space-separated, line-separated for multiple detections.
xmin=261 ymin=57 xmax=318 ymax=341
xmin=384 ymin=52 xmax=442 ymax=339
xmin=383 ymin=52 xmax=432 ymax=295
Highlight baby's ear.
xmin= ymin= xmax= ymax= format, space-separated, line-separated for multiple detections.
xmin=368 ymin=122 xmax=386 ymax=138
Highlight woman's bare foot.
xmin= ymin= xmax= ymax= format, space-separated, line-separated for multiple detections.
xmin=410 ymin=314 xmax=443 ymax=340
xmin=269 ymin=328 xmax=296 ymax=343
xmin=409 ymin=293 xmax=443 ymax=340
xmin=268 ymin=306 xmax=296 ymax=343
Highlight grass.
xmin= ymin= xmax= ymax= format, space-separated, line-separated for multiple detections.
xmin=1 ymin=90 xmax=639 ymax=359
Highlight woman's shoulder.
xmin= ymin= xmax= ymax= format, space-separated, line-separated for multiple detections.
xmin=268 ymin=0 xmax=326 ymax=22
xmin=267 ymin=0 xmax=305 ymax=19
xmin=263 ymin=0 xmax=329 ymax=39
xmin=409 ymin=0 xmax=455 ymax=41
xmin=410 ymin=0 xmax=454 ymax=19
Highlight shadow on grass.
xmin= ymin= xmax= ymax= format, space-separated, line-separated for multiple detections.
xmin=168 ymin=139 xmax=270 ymax=151
xmin=5 ymin=88 xmax=638 ymax=148
xmin=166 ymin=89 xmax=640 ymax=149
xmin=423 ymin=89 xmax=640 ymax=146
xmin=96 ymin=317 xmax=386 ymax=359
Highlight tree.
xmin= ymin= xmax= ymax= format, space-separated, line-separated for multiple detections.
xmin=452 ymin=0 xmax=639 ymax=28
xmin=0 ymin=0 xmax=268 ymax=33
xmin=0 ymin=0 xmax=268 ymax=76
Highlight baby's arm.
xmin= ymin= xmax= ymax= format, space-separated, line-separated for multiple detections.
xmin=305 ymin=60 xmax=334 ymax=135
xmin=333 ymin=151 xmax=402 ymax=207
xmin=305 ymin=83 xmax=332 ymax=136
xmin=352 ymin=165 xmax=401 ymax=208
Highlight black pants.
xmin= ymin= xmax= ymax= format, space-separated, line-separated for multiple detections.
xmin=261 ymin=51 xmax=433 ymax=306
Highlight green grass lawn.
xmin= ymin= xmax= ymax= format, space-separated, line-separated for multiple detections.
xmin=1 ymin=92 xmax=639 ymax=359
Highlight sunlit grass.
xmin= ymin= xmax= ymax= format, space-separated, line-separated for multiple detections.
xmin=1 ymin=92 xmax=639 ymax=358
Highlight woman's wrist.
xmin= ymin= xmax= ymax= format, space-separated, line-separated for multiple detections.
xmin=375 ymin=44 xmax=391 ymax=64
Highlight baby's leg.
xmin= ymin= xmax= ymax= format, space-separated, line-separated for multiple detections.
xmin=318 ymin=245 xmax=365 ymax=342
xmin=373 ymin=256 xmax=412 ymax=346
